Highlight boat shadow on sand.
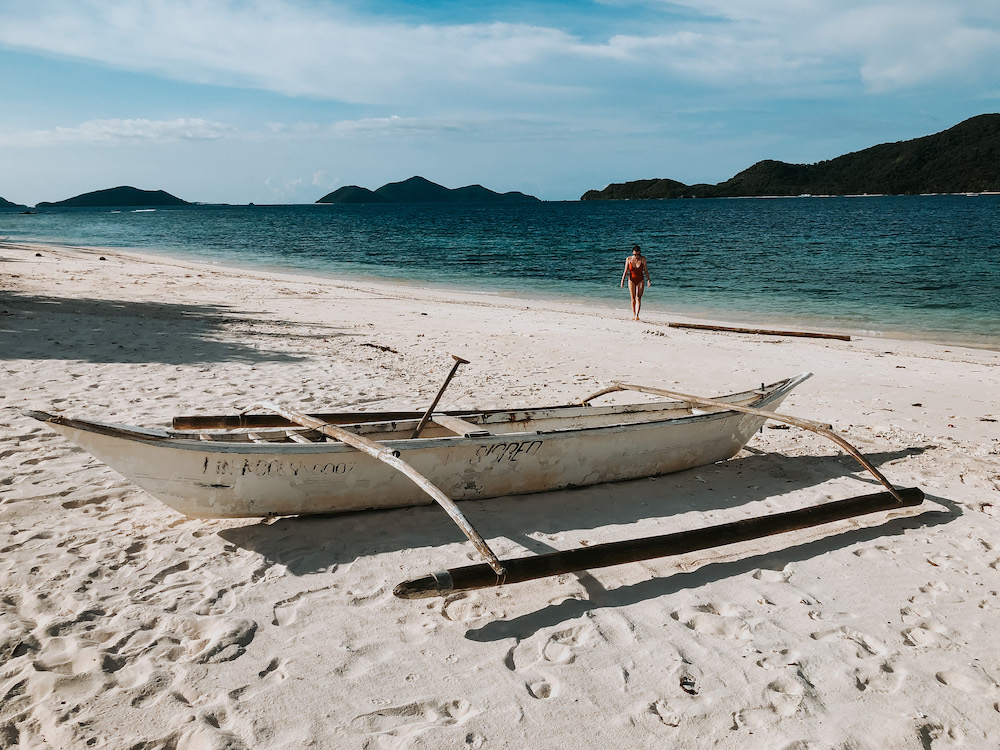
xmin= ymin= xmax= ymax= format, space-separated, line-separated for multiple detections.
xmin=462 ymin=491 xmax=957 ymax=642
xmin=0 ymin=290 xmax=350 ymax=365
xmin=219 ymin=445 xmax=953 ymax=628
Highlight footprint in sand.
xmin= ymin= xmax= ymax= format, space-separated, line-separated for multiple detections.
xmin=271 ymin=588 xmax=332 ymax=626
xmin=540 ymin=624 xmax=595 ymax=665
xmin=649 ymin=698 xmax=682 ymax=727
xmin=926 ymin=553 xmax=958 ymax=569
xmin=187 ymin=617 xmax=258 ymax=664
xmin=917 ymin=720 xmax=966 ymax=749
xmin=502 ymin=621 xmax=597 ymax=699
xmin=935 ymin=667 xmax=1000 ymax=697
xmin=902 ymin=623 xmax=950 ymax=648
xmin=344 ymin=582 xmax=391 ymax=607
xmin=853 ymin=543 xmax=896 ymax=558
xmin=732 ymin=671 xmax=815 ymax=727
xmin=809 ymin=625 xmax=886 ymax=659
xmin=183 ymin=713 xmax=250 ymax=750
xmin=757 ymin=649 xmax=802 ymax=669
xmin=752 ymin=565 xmax=791 ymax=583
xmin=854 ymin=660 xmax=905 ymax=693
xmin=765 ymin=673 xmax=808 ymax=717
xmin=332 ymin=650 xmax=375 ymax=681
xmin=909 ymin=580 xmax=963 ymax=605
xmin=441 ymin=592 xmax=497 ymax=624
xmin=194 ymin=584 xmax=237 ymax=617
xmin=228 ymin=657 xmax=291 ymax=702
xmin=671 ymin=603 xmax=750 ymax=640
xmin=526 ymin=679 xmax=556 ymax=699
xmin=148 ymin=560 xmax=191 ymax=585
xmin=257 ymin=656 xmax=289 ymax=685
xmin=900 ymin=607 xmax=951 ymax=648
xmin=351 ymin=698 xmax=474 ymax=745
xmin=60 ymin=491 xmax=106 ymax=510
xmin=400 ymin=613 xmax=442 ymax=644
xmin=127 ymin=669 xmax=180 ymax=708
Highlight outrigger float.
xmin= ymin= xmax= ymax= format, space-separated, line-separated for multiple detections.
xmin=26 ymin=357 xmax=923 ymax=598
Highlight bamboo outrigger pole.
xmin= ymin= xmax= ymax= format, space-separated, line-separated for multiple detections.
xmin=243 ymin=400 xmax=505 ymax=576
xmin=394 ymin=381 xmax=923 ymax=598
xmin=592 ymin=382 xmax=907 ymax=504
xmin=393 ymin=486 xmax=924 ymax=598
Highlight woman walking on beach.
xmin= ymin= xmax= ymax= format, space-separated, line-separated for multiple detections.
xmin=620 ymin=245 xmax=650 ymax=320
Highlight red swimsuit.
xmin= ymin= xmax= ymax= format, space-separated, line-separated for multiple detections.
xmin=627 ymin=257 xmax=645 ymax=284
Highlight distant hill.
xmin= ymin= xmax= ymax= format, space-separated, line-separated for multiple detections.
xmin=1 ymin=195 xmax=25 ymax=209
xmin=582 ymin=114 xmax=1000 ymax=200
xmin=318 ymin=185 xmax=383 ymax=204
xmin=37 ymin=186 xmax=190 ymax=208
xmin=317 ymin=176 xmax=539 ymax=204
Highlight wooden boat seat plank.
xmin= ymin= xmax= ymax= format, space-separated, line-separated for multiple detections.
xmin=430 ymin=413 xmax=492 ymax=438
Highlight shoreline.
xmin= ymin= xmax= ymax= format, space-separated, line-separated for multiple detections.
xmin=3 ymin=238 xmax=1000 ymax=747
xmin=7 ymin=237 xmax=999 ymax=353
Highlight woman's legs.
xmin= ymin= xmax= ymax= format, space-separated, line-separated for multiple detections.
xmin=628 ymin=279 xmax=644 ymax=320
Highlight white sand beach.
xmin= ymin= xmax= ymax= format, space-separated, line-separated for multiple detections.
xmin=2 ymin=240 xmax=999 ymax=749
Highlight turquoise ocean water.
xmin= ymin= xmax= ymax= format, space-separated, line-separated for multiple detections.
xmin=2 ymin=196 xmax=998 ymax=349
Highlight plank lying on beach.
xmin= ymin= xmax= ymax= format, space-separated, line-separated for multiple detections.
xmin=668 ymin=322 xmax=851 ymax=341
xmin=393 ymin=486 xmax=924 ymax=598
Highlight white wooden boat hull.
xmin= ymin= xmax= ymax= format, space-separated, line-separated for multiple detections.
xmin=27 ymin=374 xmax=810 ymax=519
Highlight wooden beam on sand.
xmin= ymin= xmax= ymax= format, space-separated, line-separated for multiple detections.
xmin=393 ymin=486 xmax=925 ymax=598
xmin=668 ymin=322 xmax=851 ymax=341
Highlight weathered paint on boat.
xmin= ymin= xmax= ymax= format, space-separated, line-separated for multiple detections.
xmin=26 ymin=373 xmax=811 ymax=519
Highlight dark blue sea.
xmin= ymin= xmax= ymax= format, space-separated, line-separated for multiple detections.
xmin=3 ymin=196 xmax=998 ymax=349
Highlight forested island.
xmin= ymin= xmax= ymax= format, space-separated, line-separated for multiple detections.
xmin=37 ymin=186 xmax=190 ymax=208
xmin=318 ymin=176 xmax=539 ymax=204
xmin=582 ymin=114 xmax=1000 ymax=200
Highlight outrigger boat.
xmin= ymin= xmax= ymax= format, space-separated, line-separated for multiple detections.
xmin=26 ymin=359 xmax=923 ymax=598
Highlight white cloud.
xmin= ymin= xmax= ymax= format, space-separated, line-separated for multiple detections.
xmin=264 ymin=174 xmax=305 ymax=201
xmin=657 ymin=0 xmax=1000 ymax=92
xmin=829 ymin=5 xmax=1000 ymax=92
xmin=0 ymin=1 xmax=579 ymax=104
xmin=0 ymin=0 xmax=997 ymax=110
xmin=266 ymin=115 xmax=473 ymax=138
xmin=1 ymin=113 xmax=590 ymax=151
xmin=0 ymin=118 xmax=236 ymax=146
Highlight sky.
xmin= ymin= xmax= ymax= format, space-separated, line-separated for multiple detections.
xmin=1 ymin=0 xmax=998 ymax=205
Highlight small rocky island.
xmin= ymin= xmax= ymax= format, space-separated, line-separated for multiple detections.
xmin=317 ymin=176 xmax=539 ymax=204
xmin=582 ymin=114 xmax=1000 ymax=200
xmin=37 ymin=186 xmax=191 ymax=208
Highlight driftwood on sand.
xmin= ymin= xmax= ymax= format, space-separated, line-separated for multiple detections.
xmin=669 ymin=321 xmax=851 ymax=341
